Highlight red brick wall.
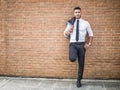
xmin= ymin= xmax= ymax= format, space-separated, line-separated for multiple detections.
xmin=0 ymin=0 xmax=120 ymax=79
xmin=0 ymin=0 xmax=7 ymax=75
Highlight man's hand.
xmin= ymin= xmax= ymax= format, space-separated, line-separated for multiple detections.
xmin=84 ymin=43 xmax=91 ymax=49
xmin=84 ymin=36 xmax=93 ymax=49
xmin=65 ymin=25 xmax=74 ymax=36
xmin=65 ymin=31 xmax=71 ymax=36
xmin=69 ymin=25 xmax=74 ymax=33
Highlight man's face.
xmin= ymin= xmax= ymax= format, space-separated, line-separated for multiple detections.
xmin=74 ymin=9 xmax=81 ymax=19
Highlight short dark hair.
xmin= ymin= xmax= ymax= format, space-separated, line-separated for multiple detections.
xmin=74 ymin=6 xmax=81 ymax=11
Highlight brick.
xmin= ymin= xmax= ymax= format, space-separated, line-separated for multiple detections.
xmin=0 ymin=0 xmax=120 ymax=79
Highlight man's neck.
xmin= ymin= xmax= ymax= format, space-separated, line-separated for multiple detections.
xmin=76 ymin=17 xmax=81 ymax=20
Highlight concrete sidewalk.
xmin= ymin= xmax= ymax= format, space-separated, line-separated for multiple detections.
xmin=0 ymin=77 xmax=120 ymax=90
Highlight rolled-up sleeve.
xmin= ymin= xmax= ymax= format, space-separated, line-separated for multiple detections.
xmin=86 ymin=22 xmax=93 ymax=36
xmin=64 ymin=22 xmax=71 ymax=37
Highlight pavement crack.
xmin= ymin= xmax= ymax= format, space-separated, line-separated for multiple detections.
xmin=0 ymin=79 xmax=10 ymax=88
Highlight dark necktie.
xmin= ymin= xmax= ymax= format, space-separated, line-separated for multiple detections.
xmin=76 ymin=20 xmax=79 ymax=41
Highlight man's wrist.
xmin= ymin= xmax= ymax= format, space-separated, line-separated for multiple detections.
xmin=88 ymin=42 xmax=92 ymax=46
xmin=65 ymin=31 xmax=70 ymax=36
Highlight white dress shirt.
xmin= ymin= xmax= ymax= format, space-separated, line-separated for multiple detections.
xmin=64 ymin=18 xmax=93 ymax=43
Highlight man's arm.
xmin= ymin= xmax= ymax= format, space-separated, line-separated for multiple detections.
xmin=84 ymin=22 xmax=93 ymax=48
xmin=64 ymin=17 xmax=75 ymax=38
xmin=64 ymin=23 xmax=74 ymax=38
xmin=88 ymin=36 xmax=93 ymax=46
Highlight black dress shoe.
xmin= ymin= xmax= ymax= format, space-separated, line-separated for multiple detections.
xmin=77 ymin=80 xmax=81 ymax=88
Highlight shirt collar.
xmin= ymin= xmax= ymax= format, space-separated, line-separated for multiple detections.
xmin=76 ymin=18 xmax=82 ymax=22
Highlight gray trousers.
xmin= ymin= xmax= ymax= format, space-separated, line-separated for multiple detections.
xmin=69 ymin=42 xmax=86 ymax=80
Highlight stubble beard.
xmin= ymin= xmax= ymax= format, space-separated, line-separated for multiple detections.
xmin=76 ymin=15 xmax=81 ymax=19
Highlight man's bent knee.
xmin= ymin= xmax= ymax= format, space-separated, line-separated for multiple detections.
xmin=69 ymin=57 xmax=76 ymax=62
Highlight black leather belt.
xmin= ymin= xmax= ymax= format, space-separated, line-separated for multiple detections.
xmin=70 ymin=42 xmax=85 ymax=44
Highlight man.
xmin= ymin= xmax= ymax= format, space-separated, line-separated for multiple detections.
xmin=64 ymin=7 xmax=93 ymax=88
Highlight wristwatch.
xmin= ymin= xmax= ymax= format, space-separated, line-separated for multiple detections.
xmin=88 ymin=42 xmax=92 ymax=46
